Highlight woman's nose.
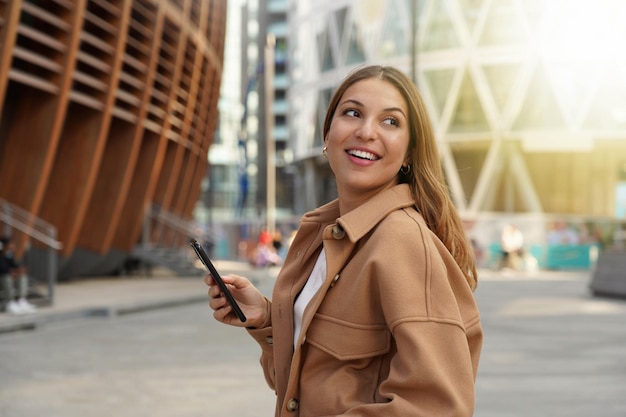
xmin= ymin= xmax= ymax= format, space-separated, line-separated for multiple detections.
xmin=355 ymin=118 xmax=377 ymax=140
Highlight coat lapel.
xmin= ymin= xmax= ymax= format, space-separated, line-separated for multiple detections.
xmin=295 ymin=184 xmax=416 ymax=345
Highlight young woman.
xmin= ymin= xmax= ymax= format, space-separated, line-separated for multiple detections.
xmin=205 ymin=65 xmax=482 ymax=416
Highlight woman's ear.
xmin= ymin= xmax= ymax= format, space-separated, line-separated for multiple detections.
xmin=404 ymin=146 xmax=412 ymax=165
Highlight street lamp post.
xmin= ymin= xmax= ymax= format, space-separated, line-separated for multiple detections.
xmin=264 ymin=33 xmax=276 ymax=234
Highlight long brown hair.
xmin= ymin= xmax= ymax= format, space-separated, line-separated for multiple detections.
xmin=323 ymin=65 xmax=477 ymax=290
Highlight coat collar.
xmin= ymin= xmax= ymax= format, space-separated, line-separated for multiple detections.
xmin=335 ymin=184 xmax=416 ymax=242
xmin=302 ymin=184 xmax=416 ymax=240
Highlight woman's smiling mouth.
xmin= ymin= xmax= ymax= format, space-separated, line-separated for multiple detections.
xmin=346 ymin=149 xmax=380 ymax=161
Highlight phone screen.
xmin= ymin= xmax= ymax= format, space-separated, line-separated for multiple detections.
xmin=189 ymin=239 xmax=247 ymax=322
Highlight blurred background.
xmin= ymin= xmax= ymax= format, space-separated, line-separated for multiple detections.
xmin=1 ymin=0 xmax=625 ymax=303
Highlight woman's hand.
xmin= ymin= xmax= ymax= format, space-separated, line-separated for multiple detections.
xmin=204 ymin=273 xmax=269 ymax=328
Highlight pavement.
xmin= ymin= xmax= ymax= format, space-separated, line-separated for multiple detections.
xmin=0 ymin=260 xmax=279 ymax=334
xmin=1 ymin=261 xmax=620 ymax=336
xmin=2 ymin=263 xmax=626 ymax=416
xmin=0 ymin=263 xmax=621 ymax=335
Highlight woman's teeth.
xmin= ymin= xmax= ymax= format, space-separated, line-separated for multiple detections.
xmin=347 ymin=149 xmax=378 ymax=160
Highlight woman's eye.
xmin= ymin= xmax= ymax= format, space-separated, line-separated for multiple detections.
xmin=344 ymin=109 xmax=360 ymax=118
xmin=383 ymin=117 xmax=400 ymax=127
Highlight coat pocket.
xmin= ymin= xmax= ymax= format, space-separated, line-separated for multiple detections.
xmin=306 ymin=313 xmax=390 ymax=361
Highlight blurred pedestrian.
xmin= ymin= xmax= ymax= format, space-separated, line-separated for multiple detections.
xmin=500 ymin=224 xmax=524 ymax=270
xmin=251 ymin=227 xmax=282 ymax=267
xmin=1 ymin=237 xmax=37 ymax=315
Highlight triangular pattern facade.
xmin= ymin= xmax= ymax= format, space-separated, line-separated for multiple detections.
xmin=289 ymin=0 xmax=626 ymax=217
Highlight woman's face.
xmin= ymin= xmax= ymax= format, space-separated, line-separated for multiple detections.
xmin=324 ymin=78 xmax=410 ymax=206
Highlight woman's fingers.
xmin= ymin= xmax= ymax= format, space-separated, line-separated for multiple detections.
xmin=203 ymin=272 xmax=267 ymax=327
xmin=207 ymin=283 xmax=221 ymax=299
xmin=203 ymin=273 xmax=214 ymax=286
xmin=209 ymin=295 xmax=230 ymax=314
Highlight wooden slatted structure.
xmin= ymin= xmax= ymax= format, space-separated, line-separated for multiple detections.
xmin=0 ymin=0 xmax=226 ymax=278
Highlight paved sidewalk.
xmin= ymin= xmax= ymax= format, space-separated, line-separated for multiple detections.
xmin=1 ymin=265 xmax=625 ymax=416
xmin=1 ymin=264 xmax=610 ymax=335
xmin=0 ymin=265 xmax=611 ymax=334
xmin=0 ymin=260 xmax=277 ymax=334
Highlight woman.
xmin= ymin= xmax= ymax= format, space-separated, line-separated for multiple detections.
xmin=206 ymin=65 xmax=482 ymax=416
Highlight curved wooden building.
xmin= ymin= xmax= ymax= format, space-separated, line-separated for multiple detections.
xmin=0 ymin=0 xmax=226 ymax=279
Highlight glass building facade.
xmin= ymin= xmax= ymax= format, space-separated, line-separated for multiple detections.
xmin=288 ymin=0 xmax=626 ymax=226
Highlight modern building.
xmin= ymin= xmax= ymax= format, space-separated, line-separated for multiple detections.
xmin=206 ymin=0 xmax=295 ymax=259
xmin=0 ymin=0 xmax=227 ymax=281
xmin=288 ymin=0 xmax=626 ymax=260
xmin=238 ymin=0 xmax=293 ymax=221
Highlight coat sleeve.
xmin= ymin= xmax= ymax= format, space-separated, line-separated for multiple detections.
xmin=373 ymin=321 xmax=477 ymax=416
xmin=338 ymin=213 xmax=481 ymax=417
xmin=247 ymin=310 xmax=277 ymax=390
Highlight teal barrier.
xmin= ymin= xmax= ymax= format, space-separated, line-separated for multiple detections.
xmin=542 ymin=244 xmax=598 ymax=269
xmin=487 ymin=242 xmax=598 ymax=270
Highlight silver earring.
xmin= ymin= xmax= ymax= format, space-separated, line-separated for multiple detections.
xmin=400 ymin=164 xmax=410 ymax=174
xmin=322 ymin=146 xmax=328 ymax=159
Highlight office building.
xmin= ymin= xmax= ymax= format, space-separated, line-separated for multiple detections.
xmin=288 ymin=0 xmax=626 ymax=256
xmin=0 ymin=0 xmax=227 ymax=280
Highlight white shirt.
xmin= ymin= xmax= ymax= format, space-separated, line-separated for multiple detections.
xmin=293 ymin=248 xmax=326 ymax=348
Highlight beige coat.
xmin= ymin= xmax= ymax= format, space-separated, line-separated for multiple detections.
xmin=249 ymin=184 xmax=482 ymax=416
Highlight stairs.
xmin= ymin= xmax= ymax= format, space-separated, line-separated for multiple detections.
xmin=133 ymin=204 xmax=213 ymax=277
xmin=132 ymin=245 xmax=204 ymax=277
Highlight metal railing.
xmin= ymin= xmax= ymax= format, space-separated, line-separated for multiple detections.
xmin=0 ymin=198 xmax=62 ymax=305
xmin=141 ymin=203 xmax=203 ymax=249
xmin=136 ymin=204 xmax=209 ymax=274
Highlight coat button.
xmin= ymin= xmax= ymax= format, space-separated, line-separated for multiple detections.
xmin=264 ymin=336 xmax=274 ymax=346
xmin=286 ymin=398 xmax=299 ymax=412
xmin=332 ymin=224 xmax=345 ymax=239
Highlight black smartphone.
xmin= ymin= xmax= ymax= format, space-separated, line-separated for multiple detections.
xmin=189 ymin=239 xmax=247 ymax=323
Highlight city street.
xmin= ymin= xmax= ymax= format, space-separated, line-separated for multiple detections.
xmin=474 ymin=270 xmax=626 ymax=417
xmin=0 ymin=276 xmax=277 ymax=417
xmin=1 ymin=269 xmax=625 ymax=417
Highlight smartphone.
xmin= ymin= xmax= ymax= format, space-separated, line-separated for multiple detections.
xmin=189 ymin=239 xmax=247 ymax=323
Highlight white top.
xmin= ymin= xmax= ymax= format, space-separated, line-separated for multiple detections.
xmin=293 ymin=248 xmax=326 ymax=348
